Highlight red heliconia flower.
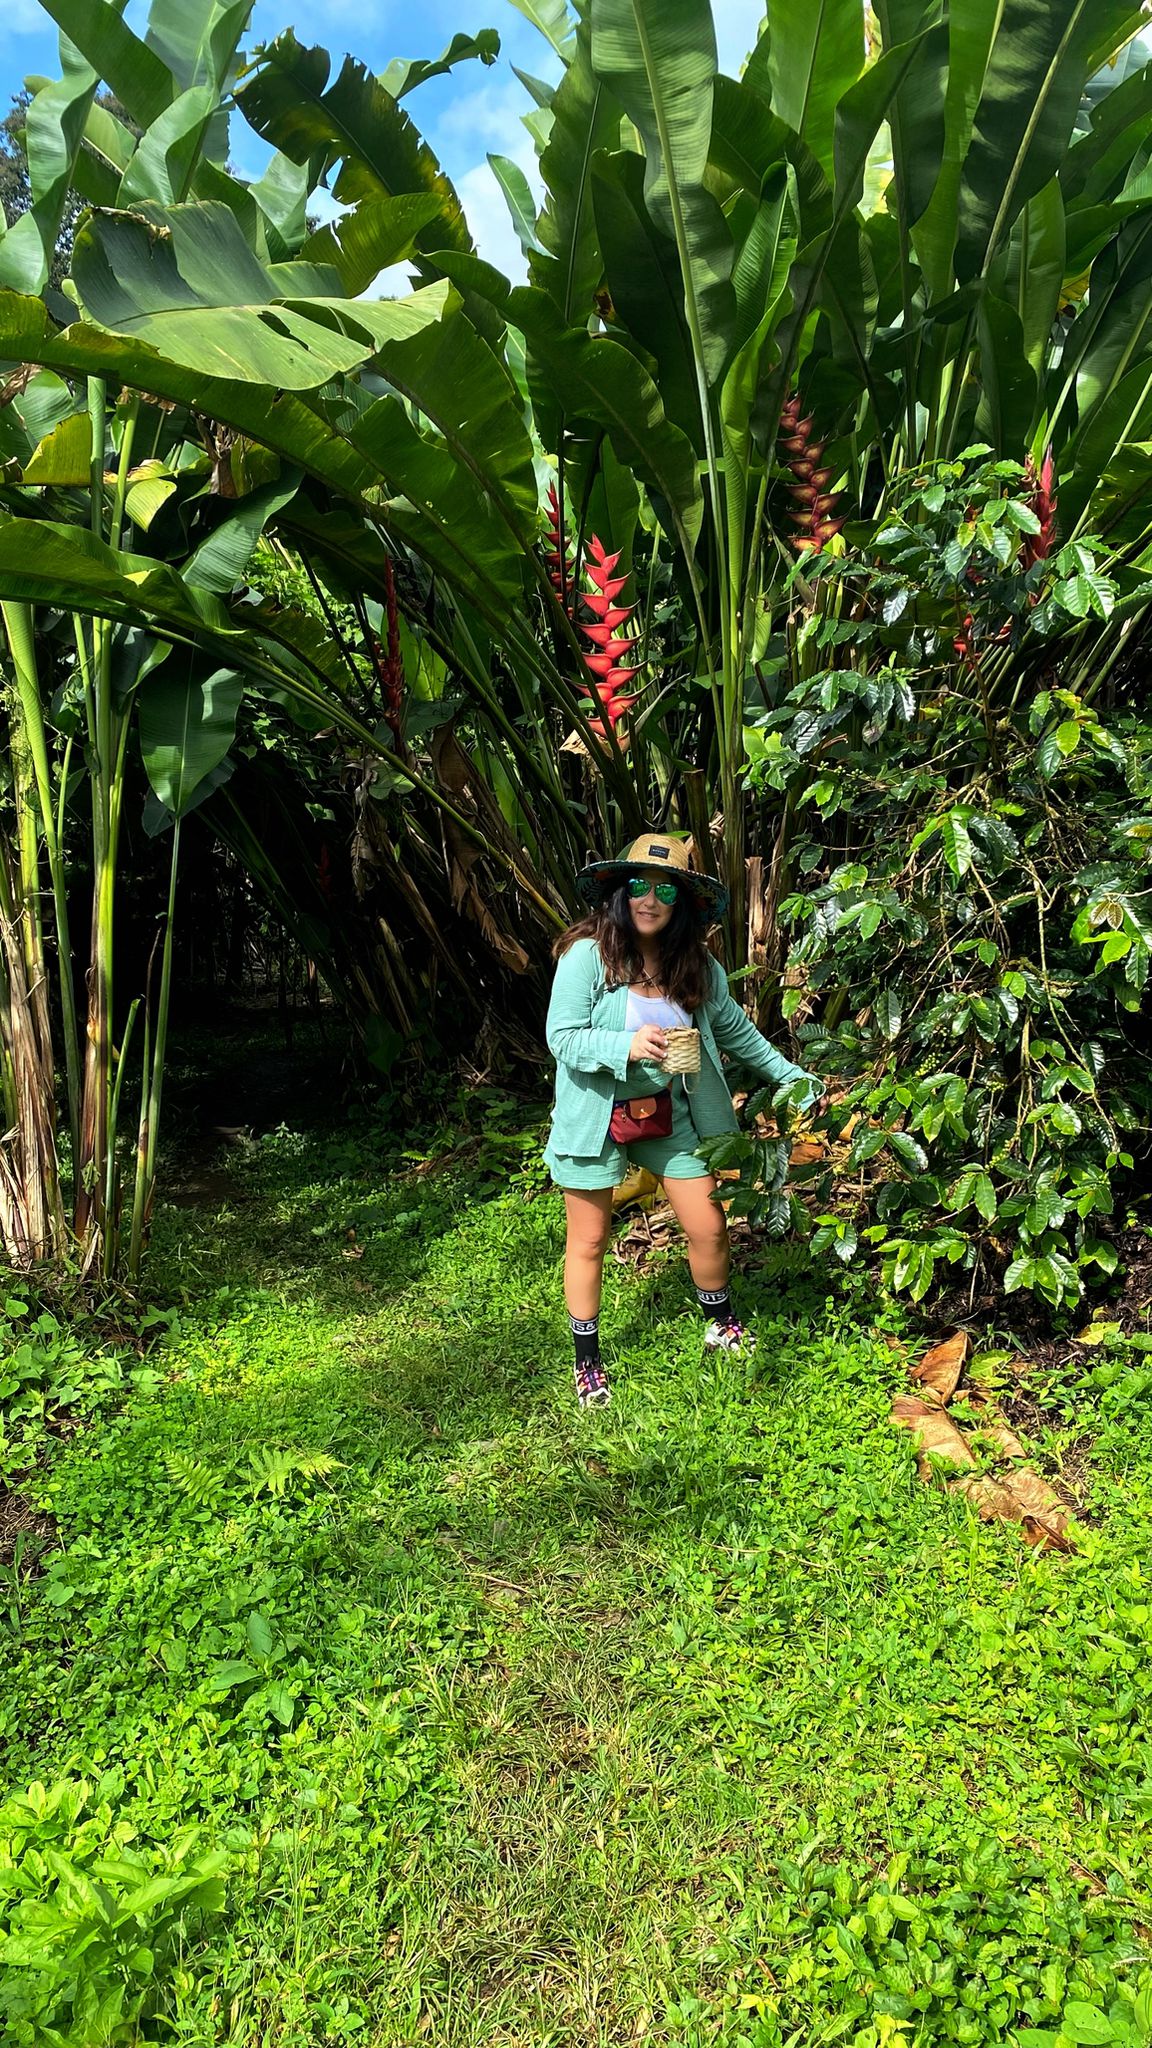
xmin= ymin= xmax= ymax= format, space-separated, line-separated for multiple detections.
xmin=953 ymin=611 xmax=977 ymax=667
xmin=583 ymin=644 xmax=637 ymax=677
xmin=544 ymin=481 xmax=573 ymax=612
xmin=581 ymin=613 xmax=634 ymax=644
xmin=584 ymin=575 xmax=630 ymax=609
xmin=777 ymin=391 xmax=846 ymax=554
xmin=1020 ymin=447 xmax=1057 ymax=574
xmin=578 ymin=531 xmax=641 ymax=736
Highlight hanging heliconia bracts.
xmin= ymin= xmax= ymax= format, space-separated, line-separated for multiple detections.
xmin=777 ymin=392 xmax=845 ymax=553
xmin=377 ymin=555 xmax=404 ymax=742
xmin=579 ymin=536 xmax=639 ymax=737
xmin=544 ymin=482 xmax=573 ymax=612
xmin=1021 ymin=449 xmax=1057 ymax=573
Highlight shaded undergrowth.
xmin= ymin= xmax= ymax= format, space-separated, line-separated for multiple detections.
xmin=2 ymin=1108 xmax=1152 ymax=2046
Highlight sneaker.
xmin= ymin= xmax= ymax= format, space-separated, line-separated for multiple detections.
xmin=574 ymin=1357 xmax=612 ymax=1409
xmin=703 ymin=1318 xmax=757 ymax=1356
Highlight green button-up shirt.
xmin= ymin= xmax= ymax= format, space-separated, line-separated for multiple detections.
xmin=545 ymin=938 xmax=818 ymax=1162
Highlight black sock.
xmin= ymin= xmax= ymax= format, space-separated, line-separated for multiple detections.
xmin=697 ymin=1285 xmax=736 ymax=1327
xmin=569 ymin=1313 xmax=601 ymax=1367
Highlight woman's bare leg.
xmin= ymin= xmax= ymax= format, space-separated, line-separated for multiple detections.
xmin=562 ymin=1188 xmax=615 ymax=1320
xmin=660 ymin=1174 xmax=729 ymax=1292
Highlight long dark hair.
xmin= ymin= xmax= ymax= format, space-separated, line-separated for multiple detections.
xmin=553 ymin=881 xmax=713 ymax=1012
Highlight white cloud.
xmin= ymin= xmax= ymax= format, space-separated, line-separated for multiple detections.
xmin=428 ymin=70 xmax=544 ymax=284
xmin=433 ymin=73 xmax=538 ymax=162
xmin=456 ymin=158 xmax=534 ymax=284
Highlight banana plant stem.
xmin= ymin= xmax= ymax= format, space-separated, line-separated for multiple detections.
xmin=0 ymin=600 xmax=82 ymax=1174
xmin=129 ymin=817 xmax=181 ymax=1276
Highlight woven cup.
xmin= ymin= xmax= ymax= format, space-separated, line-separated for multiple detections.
xmin=662 ymin=1026 xmax=701 ymax=1074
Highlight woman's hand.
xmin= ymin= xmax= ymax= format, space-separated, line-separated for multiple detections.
xmin=630 ymin=1023 xmax=668 ymax=1064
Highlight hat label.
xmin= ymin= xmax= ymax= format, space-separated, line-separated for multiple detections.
xmin=646 ymin=843 xmax=669 ymax=859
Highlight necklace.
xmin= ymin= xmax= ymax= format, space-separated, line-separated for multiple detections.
xmin=634 ymin=967 xmax=663 ymax=992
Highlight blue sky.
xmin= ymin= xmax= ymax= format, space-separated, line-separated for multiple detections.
xmin=0 ymin=0 xmax=766 ymax=280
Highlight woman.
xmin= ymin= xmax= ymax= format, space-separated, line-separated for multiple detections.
xmin=545 ymin=832 xmax=826 ymax=1409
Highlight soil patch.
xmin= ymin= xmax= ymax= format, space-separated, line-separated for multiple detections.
xmin=0 ymin=1486 xmax=56 ymax=1571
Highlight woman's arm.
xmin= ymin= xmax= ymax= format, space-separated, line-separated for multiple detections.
xmin=705 ymin=960 xmax=821 ymax=1101
xmin=546 ymin=943 xmax=639 ymax=1086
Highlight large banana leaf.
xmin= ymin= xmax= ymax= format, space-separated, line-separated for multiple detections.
xmin=874 ymin=0 xmax=948 ymax=253
xmin=533 ymin=18 xmax=621 ymax=322
xmin=975 ymin=294 xmax=1036 ymax=450
xmin=955 ymin=0 xmax=1145 ymax=283
xmin=590 ymin=0 xmax=735 ymax=390
xmin=37 ymin=0 xmax=177 ymax=129
xmin=762 ymin=26 xmax=942 ymax=425
xmin=1013 ymin=179 xmax=1066 ymax=376
xmin=433 ymin=253 xmax=704 ymax=558
xmin=505 ymin=0 xmax=575 ymax=61
xmin=138 ymin=660 xmax=245 ymax=819
xmin=301 ymin=196 xmax=444 ymax=296
xmin=143 ymin=0 xmax=252 ymax=95
xmin=183 ymin=476 xmax=302 ymax=594
xmin=0 ymin=39 xmax=99 ymax=293
xmin=117 ymin=86 xmax=219 ymax=208
xmin=380 ymin=31 xmax=501 ymax=102
xmin=911 ymin=0 xmax=1001 ymax=300
xmin=1072 ymin=213 xmax=1152 ymax=419
xmin=1062 ymin=58 xmax=1152 ymax=204
xmin=237 ymin=35 xmax=473 ymax=263
xmin=0 ymin=290 xmax=531 ymax=624
xmin=71 ymin=203 xmax=451 ymax=388
xmin=591 ymin=150 xmax=701 ymax=449
xmin=1061 ymin=359 xmax=1152 ymax=532
xmin=20 ymin=411 xmax=93 ymax=485
xmin=0 ymin=290 xmax=377 ymax=498
xmin=765 ymin=0 xmax=865 ymax=179
xmin=362 ymin=297 xmax=540 ymax=542
xmin=0 ymin=518 xmax=374 ymax=740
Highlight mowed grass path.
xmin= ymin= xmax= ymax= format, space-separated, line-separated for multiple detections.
xmin=4 ymin=1117 xmax=1152 ymax=2047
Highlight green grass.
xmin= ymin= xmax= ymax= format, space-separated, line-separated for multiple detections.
xmin=3 ymin=1106 xmax=1152 ymax=2047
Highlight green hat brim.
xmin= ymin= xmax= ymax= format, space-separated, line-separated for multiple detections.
xmin=575 ymin=857 xmax=728 ymax=919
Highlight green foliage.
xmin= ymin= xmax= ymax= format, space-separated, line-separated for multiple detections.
xmin=0 ymin=1775 xmax=231 ymax=2047
xmin=716 ymin=1842 xmax=1152 ymax=2048
xmin=0 ymin=1295 xmax=125 ymax=1489
xmin=739 ymin=452 xmax=1152 ymax=1308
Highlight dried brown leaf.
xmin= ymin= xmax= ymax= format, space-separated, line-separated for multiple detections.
xmin=891 ymin=1395 xmax=977 ymax=1469
xmin=910 ymin=1331 xmax=970 ymax=1406
xmin=946 ymin=1465 xmax=1075 ymax=1552
xmin=1004 ymin=1468 xmax=1074 ymax=1552
xmin=979 ymin=1419 xmax=1027 ymax=1461
xmin=949 ymin=1473 xmax=1022 ymax=1523
xmin=788 ymin=1139 xmax=824 ymax=1166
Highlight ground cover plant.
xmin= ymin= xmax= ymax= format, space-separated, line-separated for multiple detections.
xmin=2 ymin=1099 xmax=1152 ymax=2044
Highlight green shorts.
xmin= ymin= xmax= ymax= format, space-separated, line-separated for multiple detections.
xmin=545 ymin=1081 xmax=711 ymax=1191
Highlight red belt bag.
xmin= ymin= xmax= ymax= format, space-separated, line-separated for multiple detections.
xmin=609 ymin=1090 xmax=673 ymax=1145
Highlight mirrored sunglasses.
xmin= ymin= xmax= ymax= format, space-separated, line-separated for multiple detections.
xmin=628 ymin=875 xmax=680 ymax=905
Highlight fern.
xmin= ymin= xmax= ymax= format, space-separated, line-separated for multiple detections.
xmin=246 ymin=1447 xmax=339 ymax=1499
xmin=165 ymin=1453 xmax=223 ymax=1505
xmin=752 ymin=1242 xmax=812 ymax=1283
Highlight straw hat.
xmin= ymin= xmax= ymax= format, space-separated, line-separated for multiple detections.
xmin=575 ymin=832 xmax=728 ymax=917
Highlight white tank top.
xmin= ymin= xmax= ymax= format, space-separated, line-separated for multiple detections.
xmin=625 ymin=988 xmax=690 ymax=1033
